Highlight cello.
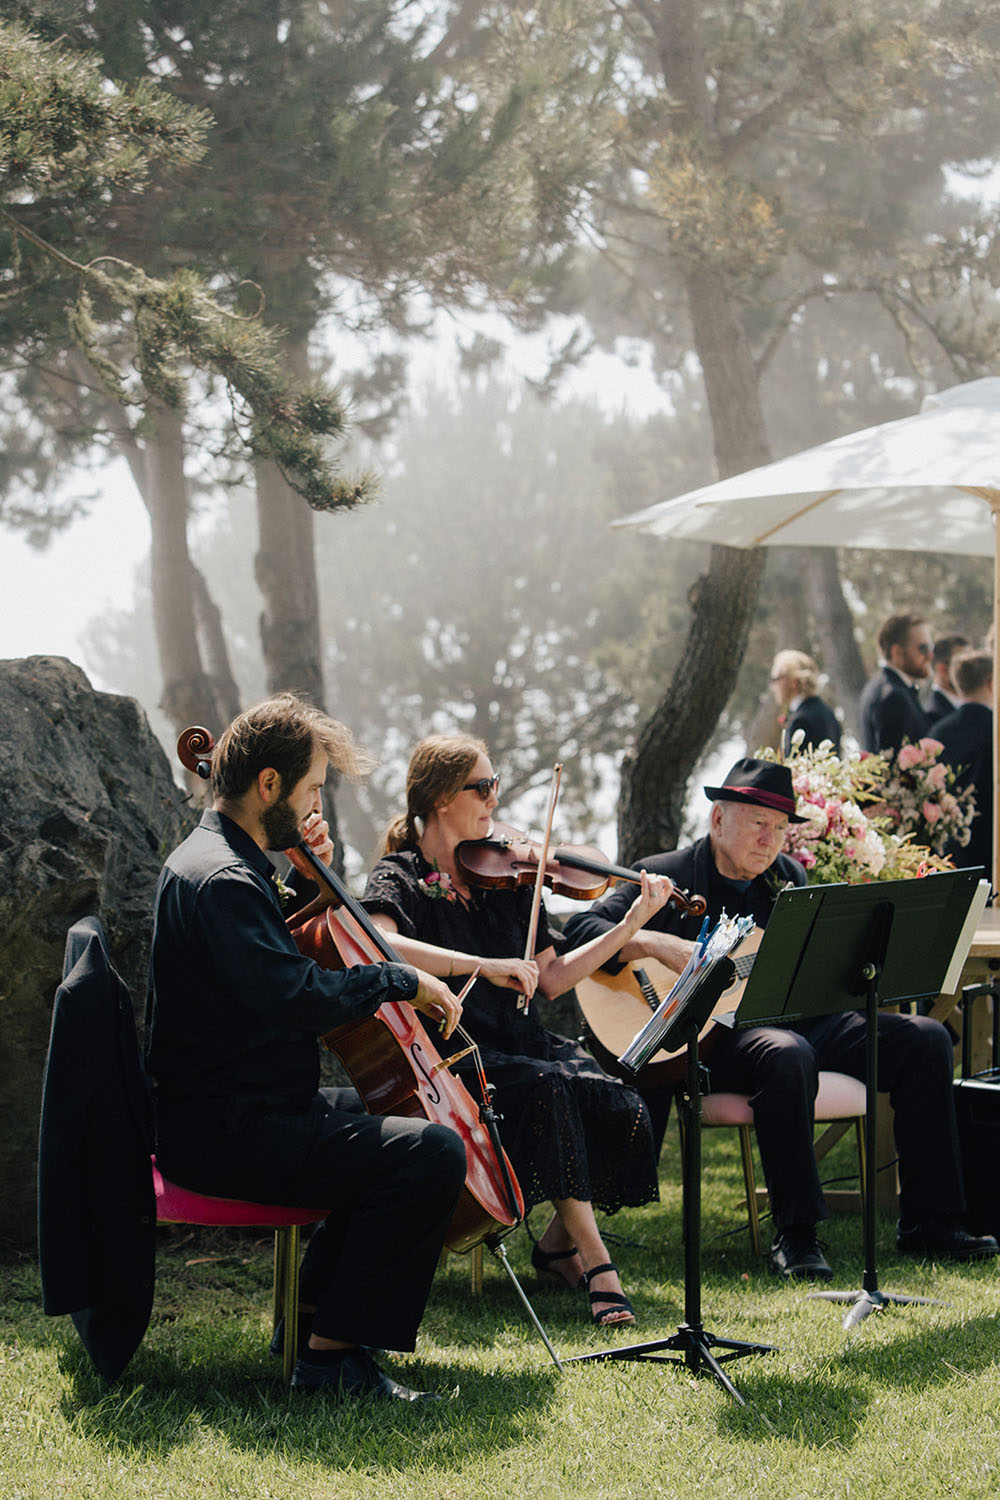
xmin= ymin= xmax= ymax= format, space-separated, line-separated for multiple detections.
xmin=176 ymin=726 xmax=524 ymax=1255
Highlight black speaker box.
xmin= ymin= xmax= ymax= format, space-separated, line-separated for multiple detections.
xmin=954 ymin=1072 xmax=1000 ymax=1237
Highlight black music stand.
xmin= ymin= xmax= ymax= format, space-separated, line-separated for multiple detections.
xmin=563 ymin=954 xmax=776 ymax=1405
xmin=731 ymin=868 xmax=984 ymax=1330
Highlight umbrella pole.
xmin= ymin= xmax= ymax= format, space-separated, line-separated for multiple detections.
xmin=964 ymin=487 xmax=1000 ymax=892
xmin=994 ymin=501 xmax=999 ymax=896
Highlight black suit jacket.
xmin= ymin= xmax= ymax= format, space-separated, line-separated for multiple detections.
xmin=37 ymin=917 xmax=156 ymax=1383
xmin=934 ymin=701 xmax=993 ymax=875
xmin=784 ymin=696 xmax=841 ymax=755
xmin=924 ymin=687 xmax=958 ymax=727
xmin=859 ymin=665 xmax=930 ymax=754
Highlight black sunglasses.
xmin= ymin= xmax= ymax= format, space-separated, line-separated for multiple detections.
xmin=463 ymin=774 xmax=500 ymax=800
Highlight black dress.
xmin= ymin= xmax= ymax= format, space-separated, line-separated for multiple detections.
xmin=363 ymin=848 xmax=659 ymax=1216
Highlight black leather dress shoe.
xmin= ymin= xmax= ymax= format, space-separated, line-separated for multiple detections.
xmin=290 ymin=1347 xmax=441 ymax=1402
xmin=896 ymin=1217 xmax=999 ymax=1262
xmin=769 ymin=1228 xmax=834 ymax=1281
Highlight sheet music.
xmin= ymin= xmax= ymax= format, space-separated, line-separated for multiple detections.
xmin=618 ymin=913 xmax=755 ymax=1074
xmin=939 ymin=877 xmax=991 ymax=995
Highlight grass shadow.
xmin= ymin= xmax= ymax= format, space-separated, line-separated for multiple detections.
xmin=56 ymin=1330 xmax=561 ymax=1472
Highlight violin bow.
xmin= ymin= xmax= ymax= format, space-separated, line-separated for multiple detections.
xmin=519 ymin=762 xmax=562 ymax=1012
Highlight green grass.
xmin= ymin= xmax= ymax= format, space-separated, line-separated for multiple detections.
xmin=3 ymin=1129 xmax=998 ymax=1500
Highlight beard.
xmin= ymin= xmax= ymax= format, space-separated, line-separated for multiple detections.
xmin=260 ymin=795 xmax=302 ymax=852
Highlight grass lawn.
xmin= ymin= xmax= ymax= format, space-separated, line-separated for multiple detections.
xmin=2 ymin=1128 xmax=998 ymax=1500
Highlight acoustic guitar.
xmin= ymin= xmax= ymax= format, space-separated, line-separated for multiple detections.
xmin=574 ymin=928 xmax=763 ymax=1087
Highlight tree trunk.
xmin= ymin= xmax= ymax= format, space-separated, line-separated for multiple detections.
xmin=618 ymin=258 xmax=771 ymax=860
xmin=252 ymin=336 xmax=347 ymax=867
xmin=616 ymin=2 xmax=773 ymax=860
xmin=68 ymin=353 xmax=239 ymax=740
xmin=143 ymin=401 xmax=227 ymax=736
xmin=191 ymin=563 xmax=242 ymax=724
xmin=618 ymin=542 xmax=766 ymax=858
xmin=804 ymin=548 xmax=866 ymax=735
xmin=253 ymin=339 xmax=325 ymax=707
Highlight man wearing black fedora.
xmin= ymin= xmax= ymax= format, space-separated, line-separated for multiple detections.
xmin=564 ymin=758 xmax=997 ymax=1279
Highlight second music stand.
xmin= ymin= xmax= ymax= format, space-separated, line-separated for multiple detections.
xmin=732 ymin=868 xmax=985 ymax=1329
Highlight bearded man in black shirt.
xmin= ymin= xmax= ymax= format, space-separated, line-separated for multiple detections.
xmin=146 ymin=694 xmax=466 ymax=1402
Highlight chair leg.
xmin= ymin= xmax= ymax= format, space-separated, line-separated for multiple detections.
xmin=738 ymin=1124 xmax=763 ymax=1258
xmin=470 ymin=1243 xmax=483 ymax=1295
xmin=854 ymin=1115 xmax=867 ymax=1201
xmin=273 ymin=1224 xmax=301 ymax=1385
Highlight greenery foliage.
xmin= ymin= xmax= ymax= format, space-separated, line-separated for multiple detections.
xmin=0 ymin=17 xmax=367 ymax=513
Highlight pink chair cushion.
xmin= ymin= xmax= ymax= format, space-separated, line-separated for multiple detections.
xmin=152 ymin=1158 xmax=328 ymax=1228
xmin=700 ymin=1091 xmax=755 ymax=1127
xmin=701 ymin=1070 xmax=867 ymax=1128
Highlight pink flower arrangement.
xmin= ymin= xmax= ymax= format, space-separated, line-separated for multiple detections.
xmin=758 ymin=733 xmax=963 ymax=885
xmin=874 ymin=737 xmax=974 ymax=856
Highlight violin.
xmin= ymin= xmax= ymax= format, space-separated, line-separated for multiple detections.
xmin=176 ymin=726 xmax=524 ymax=1255
xmin=456 ymin=819 xmax=708 ymax=917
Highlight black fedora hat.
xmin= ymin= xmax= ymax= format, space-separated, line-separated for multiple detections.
xmin=703 ymin=757 xmax=806 ymax=823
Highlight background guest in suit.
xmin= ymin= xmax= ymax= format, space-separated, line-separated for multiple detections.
xmin=858 ymin=612 xmax=933 ymax=754
xmin=923 ymin=632 xmax=969 ymax=726
xmin=769 ymin=649 xmax=841 ymax=754
xmin=933 ymin=649 xmax=993 ymax=877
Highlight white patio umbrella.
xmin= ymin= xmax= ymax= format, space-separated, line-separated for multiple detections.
xmin=614 ymin=377 xmax=1000 ymax=885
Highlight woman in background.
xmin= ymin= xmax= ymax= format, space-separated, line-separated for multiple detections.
xmin=770 ymin=649 xmax=842 ymax=754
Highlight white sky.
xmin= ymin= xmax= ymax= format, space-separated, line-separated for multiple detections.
xmin=0 ymin=458 xmax=149 ymax=684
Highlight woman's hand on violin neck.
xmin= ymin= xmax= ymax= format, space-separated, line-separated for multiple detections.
xmin=481 ymin=956 xmax=539 ymax=1000
xmin=411 ymin=970 xmax=464 ymax=1041
xmin=623 ymin=869 xmax=675 ymax=935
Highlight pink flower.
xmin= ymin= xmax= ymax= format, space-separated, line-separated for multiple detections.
xmin=420 ymin=868 xmax=458 ymax=902
xmin=926 ymin=762 xmax=947 ymax=791
xmin=918 ymin=737 xmax=944 ymax=757
xmin=897 ymin=744 xmax=923 ymax=771
xmin=922 ymin=801 xmax=942 ymax=825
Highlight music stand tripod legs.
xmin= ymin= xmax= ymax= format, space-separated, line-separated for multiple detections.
xmin=563 ymin=967 xmax=775 ymax=1405
xmin=808 ymin=899 xmax=943 ymax=1328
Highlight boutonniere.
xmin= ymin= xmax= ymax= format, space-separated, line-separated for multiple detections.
xmin=271 ymin=870 xmax=296 ymax=908
xmin=420 ymin=866 xmax=459 ymax=902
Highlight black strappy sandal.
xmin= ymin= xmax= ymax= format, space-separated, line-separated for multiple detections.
xmin=582 ymin=1261 xmax=636 ymax=1327
xmin=530 ymin=1242 xmax=583 ymax=1290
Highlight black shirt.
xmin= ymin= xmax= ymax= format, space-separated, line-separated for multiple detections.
xmin=146 ymin=810 xmax=417 ymax=1144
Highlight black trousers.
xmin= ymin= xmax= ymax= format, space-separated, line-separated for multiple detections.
xmin=706 ymin=1010 xmax=964 ymax=1233
xmin=157 ymin=1089 xmax=467 ymax=1351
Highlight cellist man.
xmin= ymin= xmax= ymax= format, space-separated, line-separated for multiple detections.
xmin=145 ymin=693 xmax=466 ymax=1402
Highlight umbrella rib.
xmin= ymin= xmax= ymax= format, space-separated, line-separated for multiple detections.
xmin=746 ymin=489 xmax=843 ymax=546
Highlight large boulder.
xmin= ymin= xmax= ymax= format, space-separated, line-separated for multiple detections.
xmin=0 ymin=657 xmax=195 ymax=1252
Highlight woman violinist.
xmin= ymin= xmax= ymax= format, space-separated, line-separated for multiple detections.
xmin=362 ymin=734 xmax=674 ymax=1328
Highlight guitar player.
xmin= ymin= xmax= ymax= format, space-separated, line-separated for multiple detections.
xmin=563 ymin=758 xmax=997 ymax=1280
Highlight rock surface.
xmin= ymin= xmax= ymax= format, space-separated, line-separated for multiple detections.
xmin=0 ymin=657 xmax=195 ymax=1252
